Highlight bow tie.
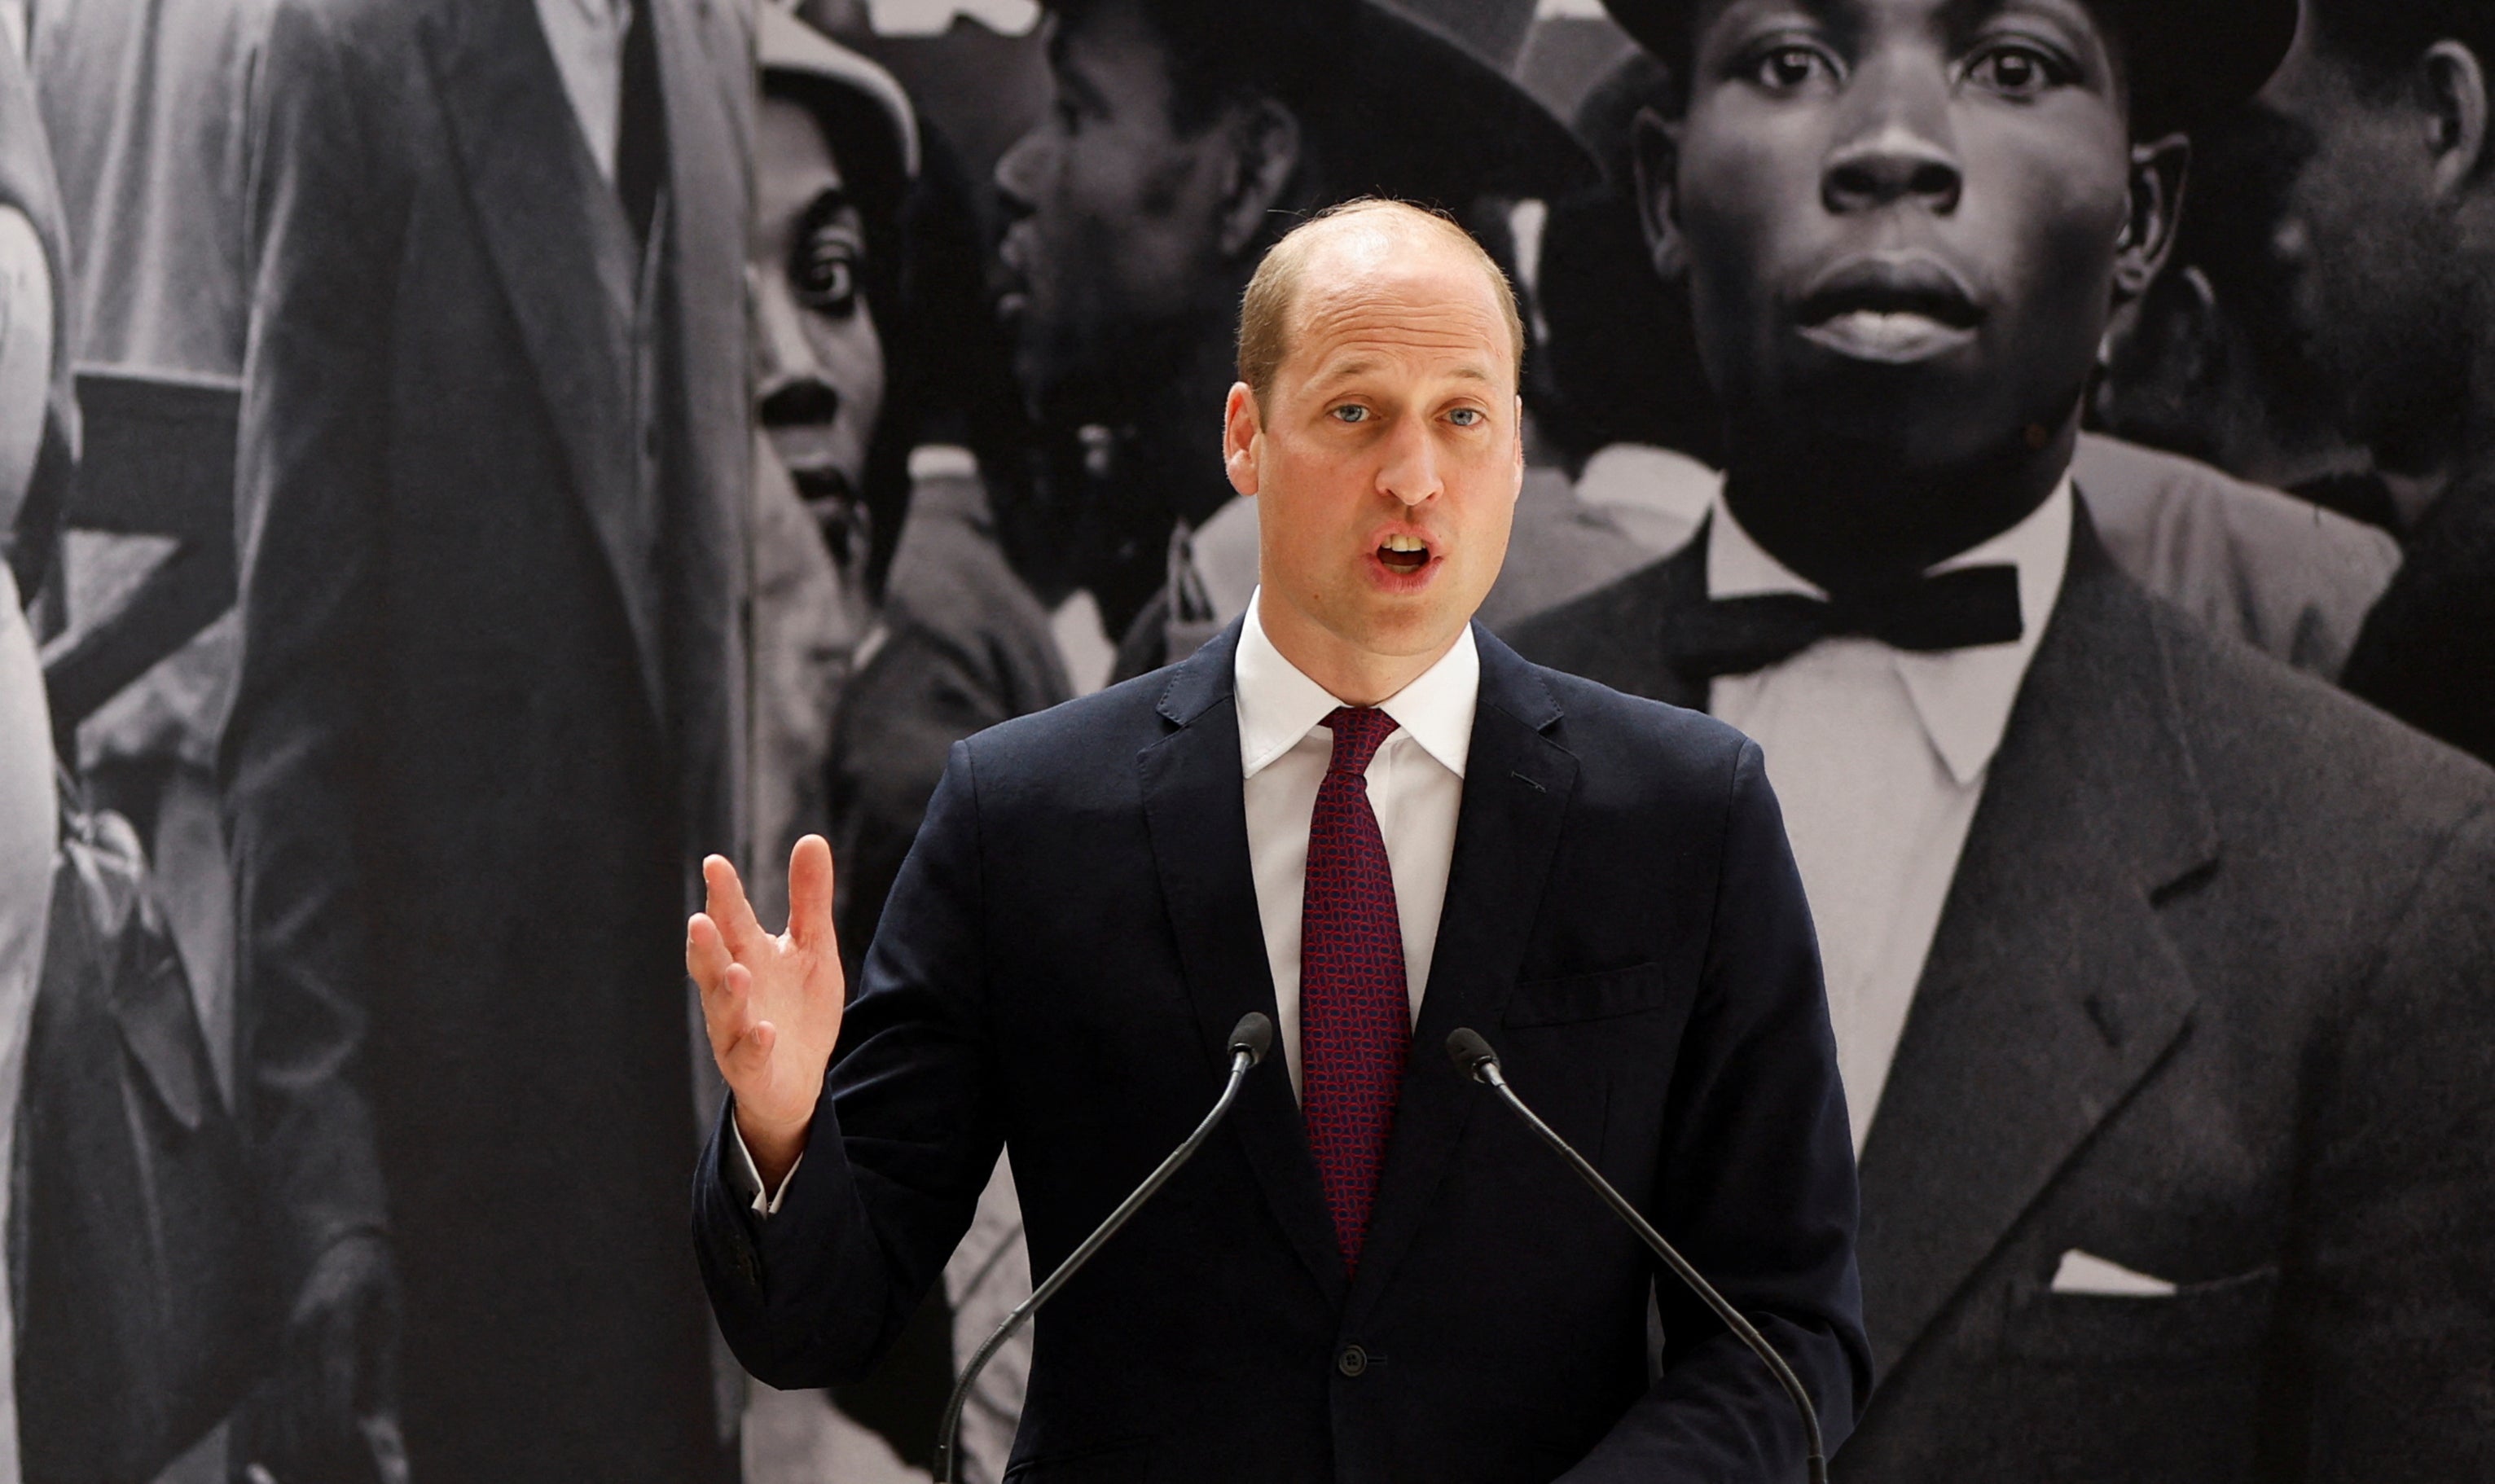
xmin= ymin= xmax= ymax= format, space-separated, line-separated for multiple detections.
xmin=1663 ymin=564 xmax=2024 ymax=682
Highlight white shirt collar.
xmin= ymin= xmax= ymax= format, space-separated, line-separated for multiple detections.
xmin=1704 ymin=479 xmax=2075 ymax=787
xmin=1235 ymin=588 xmax=1479 ymax=781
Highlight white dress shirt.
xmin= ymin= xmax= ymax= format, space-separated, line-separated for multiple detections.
xmin=1706 ymin=482 xmax=2072 ymax=1151
xmin=1235 ymin=588 xmax=1476 ymax=1096
xmin=534 ymin=0 xmax=630 ymax=184
xmin=731 ymin=589 xmax=1480 ymax=1212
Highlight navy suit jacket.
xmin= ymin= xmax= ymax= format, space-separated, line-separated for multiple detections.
xmin=696 ymin=622 xmax=1869 ymax=1482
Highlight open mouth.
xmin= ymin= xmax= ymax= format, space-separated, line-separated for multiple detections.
xmin=1797 ymin=257 xmax=1983 ymax=364
xmin=1377 ymin=533 xmax=1432 ymax=576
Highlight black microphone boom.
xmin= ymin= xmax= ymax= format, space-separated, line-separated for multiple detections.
xmin=1445 ymin=1027 xmax=1830 ymax=1484
xmin=931 ymin=1012 xmax=1275 ymax=1483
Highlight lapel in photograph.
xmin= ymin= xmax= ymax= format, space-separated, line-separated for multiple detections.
xmin=425 ymin=0 xmax=663 ymax=726
xmin=1852 ymin=510 xmax=2216 ymax=1381
xmin=1346 ymin=629 xmax=1575 ymax=1324
xmin=1517 ymin=533 xmax=1710 ymax=711
xmin=1138 ymin=622 xmax=1347 ymax=1307
xmin=651 ymin=0 xmax=749 ymax=603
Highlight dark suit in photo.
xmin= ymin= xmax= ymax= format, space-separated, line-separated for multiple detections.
xmin=1512 ymin=503 xmax=2495 ymax=1480
xmin=225 ymin=0 xmax=749 ymax=1474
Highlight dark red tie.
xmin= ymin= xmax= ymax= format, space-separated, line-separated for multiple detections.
xmin=1299 ymin=705 xmax=1409 ymax=1273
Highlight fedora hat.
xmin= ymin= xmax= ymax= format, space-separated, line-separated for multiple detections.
xmin=1044 ymin=0 xmax=1596 ymax=201
xmin=1601 ymin=0 xmax=2296 ymax=132
xmin=1346 ymin=0 xmax=1597 ymax=199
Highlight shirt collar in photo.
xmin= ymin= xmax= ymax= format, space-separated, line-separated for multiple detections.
xmin=1703 ymin=478 xmax=2076 ymax=788
xmin=1234 ymin=586 xmax=1480 ymax=782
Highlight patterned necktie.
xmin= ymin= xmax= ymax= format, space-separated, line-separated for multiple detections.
xmin=1299 ymin=705 xmax=1409 ymax=1274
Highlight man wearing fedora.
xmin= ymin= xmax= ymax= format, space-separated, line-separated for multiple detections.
xmin=1513 ymin=0 xmax=2495 ymax=1477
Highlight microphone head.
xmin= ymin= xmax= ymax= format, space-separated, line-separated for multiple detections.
xmin=1228 ymin=1012 xmax=1275 ymax=1067
xmin=1446 ymin=1027 xmax=1500 ymax=1081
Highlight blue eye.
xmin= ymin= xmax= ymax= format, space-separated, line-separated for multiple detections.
xmin=1332 ymin=406 xmax=1370 ymax=424
xmin=1447 ymin=407 xmax=1483 ymax=427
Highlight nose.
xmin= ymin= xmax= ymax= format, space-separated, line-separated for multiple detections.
xmin=1822 ymin=65 xmax=1961 ymax=216
xmin=753 ymin=270 xmax=838 ymax=426
xmin=993 ymin=124 xmax=1045 ymax=217
xmin=1376 ymin=415 xmax=1443 ymax=508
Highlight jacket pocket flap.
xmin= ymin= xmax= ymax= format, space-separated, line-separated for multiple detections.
xmin=1504 ymin=962 xmax=1669 ymax=1027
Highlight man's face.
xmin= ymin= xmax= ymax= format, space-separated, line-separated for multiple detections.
xmin=1663 ymin=0 xmax=2143 ymax=473
xmin=753 ymin=93 xmax=887 ymax=512
xmin=1226 ymin=228 xmax=1524 ymax=665
xmin=2256 ymin=16 xmax=2470 ymax=468
xmin=993 ymin=0 xmax=1237 ymax=419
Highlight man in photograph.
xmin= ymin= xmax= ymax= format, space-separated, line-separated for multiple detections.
xmin=225 ymin=0 xmax=749 ymax=1475
xmin=693 ymin=200 xmax=1870 ymax=1481
xmin=1514 ymin=0 xmax=2495 ymax=1476
xmin=2251 ymin=0 xmax=2495 ymax=764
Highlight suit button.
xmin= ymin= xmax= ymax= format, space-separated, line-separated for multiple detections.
xmin=1337 ymin=1345 xmax=1368 ymax=1378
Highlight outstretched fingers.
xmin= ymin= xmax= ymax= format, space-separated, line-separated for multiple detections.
xmin=702 ymin=854 xmax=770 ymax=962
xmin=690 ymin=916 xmax=753 ymax=1062
xmin=786 ymin=835 xmax=837 ymax=956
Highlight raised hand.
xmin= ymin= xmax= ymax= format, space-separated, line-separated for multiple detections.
xmin=688 ymin=834 xmax=846 ymax=1188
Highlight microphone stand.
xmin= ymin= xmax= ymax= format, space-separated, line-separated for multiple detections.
xmin=1447 ymin=1028 xmax=1830 ymax=1484
xmin=931 ymin=1013 xmax=1274 ymax=1484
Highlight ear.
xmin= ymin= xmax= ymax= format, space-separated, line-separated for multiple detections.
xmin=1512 ymin=395 xmax=1526 ymax=489
xmin=1223 ymin=381 xmax=1263 ymax=498
xmin=2112 ymin=132 xmax=2190 ymax=305
xmin=1215 ymin=97 xmax=1305 ymax=261
xmin=2422 ymin=39 xmax=2493 ymax=196
xmin=2113 ymin=264 xmax=2224 ymax=393
xmin=1629 ymin=106 xmax=1689 ymax=284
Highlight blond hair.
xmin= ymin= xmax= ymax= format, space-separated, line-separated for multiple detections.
xmin=1235 ymin=198 xmax=1526 ymax=407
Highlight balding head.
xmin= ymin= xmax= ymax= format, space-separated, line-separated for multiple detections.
xmin=1236 ymin=200 xmax=1525 ymax=411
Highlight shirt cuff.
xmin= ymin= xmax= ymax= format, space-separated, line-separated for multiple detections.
xmin=727 ymin=1117 xmax=803 ymax=1217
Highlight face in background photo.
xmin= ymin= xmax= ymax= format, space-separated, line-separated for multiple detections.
xmin=1637 ymin=0 xmax=2189 ymax=577
xmin=991 ymin=0 xmax=1250 ymax=427
xmin=2252 ymin=2 xmax=2490 ymax=504
xmin=756 ymin=98 xmax=885 ymax=524
xmin=754 ymin=16 xmax=919 ymax=559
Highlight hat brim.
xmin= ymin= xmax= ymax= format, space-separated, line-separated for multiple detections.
xmin=1601 ymin=0 xmax=2295 ymax=130
xmin=1346 ymin=2 xmax=1599 ymax=201
xmin=757 ymin=4 xmax=920 ymax=181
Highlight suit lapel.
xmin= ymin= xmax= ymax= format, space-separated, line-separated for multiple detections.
xmin=1138 ymin=626 xmax=1346 ymax=1306
xmin=424 ymin=0 xmax=662 ymax=722
xmin=1854 ymin=510 xmax=2216 ymax=1380
xmin=1347 ymin=630 xmax=1576 ymax=1323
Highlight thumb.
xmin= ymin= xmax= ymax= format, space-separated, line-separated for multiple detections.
xmin=786 ymin=835 xmax=837 ymax=955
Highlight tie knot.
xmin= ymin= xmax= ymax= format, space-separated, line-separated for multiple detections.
xmin=1323 ymin=706 xmax=1399 ymax=775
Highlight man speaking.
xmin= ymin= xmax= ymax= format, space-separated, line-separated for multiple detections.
xmin=687 ymin=200 xmax=1869 ymax=1482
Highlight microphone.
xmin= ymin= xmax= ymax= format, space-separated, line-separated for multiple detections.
xmin=933 ymin=1012 xmax=1275 ymax=1483
xmin=1446 ymin=1028 xmax=1829 ymax=1484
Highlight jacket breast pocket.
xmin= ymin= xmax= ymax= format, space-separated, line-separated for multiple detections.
xmin=1503 ymin=962 xmax=1671 ymax=1028
xmin=1002 ymin=1436 xmax=1152 ymax=1483
xmin=2001 ymin=1264 xmax=2282 ymax=1367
